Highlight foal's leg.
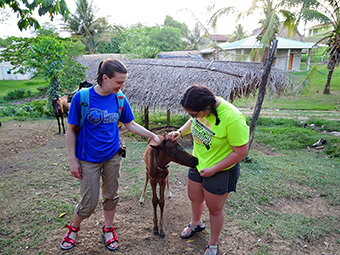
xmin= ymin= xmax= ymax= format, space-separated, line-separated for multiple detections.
xmin=139 ymin=172 xmax=149 ymax=204
xmin=150 ymin=181 xmax=159 ymax=236
xmin=56 ymin=116 xmax=61 ymax=135
xmin=61 ymin=115 xmax=66 ymax=134
xmin=166 ymin=178 xmax=172 ymax=199
xmin=159 ymin=179 xmax=166 ymax=238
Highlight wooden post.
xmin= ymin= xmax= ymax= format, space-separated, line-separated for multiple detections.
xmin=166 ymin=110 xmax=170 ymax=127
xmin=144 ymin=106 xmax=149 ymax=130
xmin=248 ymin=39 xmax=278 ymax=150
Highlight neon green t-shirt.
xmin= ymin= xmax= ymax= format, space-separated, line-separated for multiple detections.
xmin=191 ymin=98 xmax=249 ymax=172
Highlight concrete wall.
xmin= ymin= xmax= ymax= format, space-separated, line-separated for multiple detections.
xmin=0 ymin=62 xmax=34 ymax=80
xmin=275 ymin=49 xmax=302 ymax=72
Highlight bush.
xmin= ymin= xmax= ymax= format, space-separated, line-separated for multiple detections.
xmin=0 ymin=99 xmax=52 ymax=118
xmin=36 ymin=86 xmax=48 ymax=95
xmin=4 ymin=89 xmax=32 ymax=100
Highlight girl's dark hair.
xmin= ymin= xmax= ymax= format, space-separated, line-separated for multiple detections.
xmin=96 ymin=58 xmax=128 ymax=85
xmin=180 ymin=85 xmax=220 ymax=125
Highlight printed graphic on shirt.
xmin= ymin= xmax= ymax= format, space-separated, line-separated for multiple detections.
xmin=192 ymin=118 xmax=215 ymax=150
xmin=87 ymin=108 xmax=120 ymax=125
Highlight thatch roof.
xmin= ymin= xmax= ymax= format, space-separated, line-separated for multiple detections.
xmin=76 ymin=55 xmax=296 ymax=111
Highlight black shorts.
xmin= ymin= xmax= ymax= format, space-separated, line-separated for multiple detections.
xmin=188 ymin=163 xmax=240 ymax=195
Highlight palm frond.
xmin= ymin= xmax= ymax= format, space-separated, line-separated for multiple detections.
xmin=301 ymin=9 xmax=332 ymax=24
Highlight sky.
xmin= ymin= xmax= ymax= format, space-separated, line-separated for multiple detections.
xmin=1 ymin=0 xmax=265 ymax=38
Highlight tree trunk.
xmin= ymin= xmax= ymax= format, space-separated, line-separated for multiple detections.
xmin=86 ymin=35 xmax=93 ymax=54
xmin=306 ymin=48 xmax=312 ymax=71
xmin=248 ymin=39 xmax=278 ymax=150
xmin=323 ymin=64 xmax=334 ymax=94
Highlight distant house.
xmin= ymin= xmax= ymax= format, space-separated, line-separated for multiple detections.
xmin=0 ymin=48 xmax=34 ymax=80
xmin=201 ymin=36 xmax=317 ymax=72
xmin=307 ymin=23 xmax=333 ymax=37
xmin=209 ymin=34 xmax=229 ymax=43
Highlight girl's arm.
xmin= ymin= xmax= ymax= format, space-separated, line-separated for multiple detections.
xmin=199 ymin=143 xmax=249 ymax=177
xmin=168 ymin=118 xmax=192 ymax=141
xmin=124 ymin=121 xmax=160 ymax=143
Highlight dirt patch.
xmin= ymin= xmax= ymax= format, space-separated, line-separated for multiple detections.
xmin=0 ymin=120 xmax=339 ymax=254
xmin=269 ymin=196 xmax=339 ymax=218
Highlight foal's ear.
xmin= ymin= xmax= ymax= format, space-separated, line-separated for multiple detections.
xmin=150 ymin=143 xmax=163 ymax=150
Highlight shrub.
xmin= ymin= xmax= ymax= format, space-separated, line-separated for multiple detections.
xmin=0 ymin=99 xmax=51 ymax=118
xmin=4 ymin=89 xmax=32 ymax=100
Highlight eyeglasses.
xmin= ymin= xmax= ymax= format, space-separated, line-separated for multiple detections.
xmin=188 ymin=111 xmax=199 ymax=118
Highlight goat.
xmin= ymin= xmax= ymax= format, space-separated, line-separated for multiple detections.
xmin=52 ymin=95 xmax=70 ymax=135
xmin=139 ymin=134 xmax=198 ymax=238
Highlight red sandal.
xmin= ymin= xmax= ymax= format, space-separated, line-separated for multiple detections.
xmin=60 ymin=224 xmax=80 ymax=250
xmin=102 ymin=225 xmax=119 ymax=251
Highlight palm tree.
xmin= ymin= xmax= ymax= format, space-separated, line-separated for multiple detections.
xmin=210 ymin=0 xmax=301 ymax=148
xmin=65 ymin=0 xmax=108 ymax=54
xmin=229 ymin=24 xmax=248 ymax=42
xmin=290 ymin=0 xmax=339 ymax=94
xmin=186 ymin=23 xmax=208 ymax=50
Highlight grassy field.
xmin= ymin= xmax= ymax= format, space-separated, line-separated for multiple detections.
xmin=0 ymin=76 xmax=48 ymax=103
xmin=0 ymin=63 xmax=339 ymax=254
xmin=233 ymin=65 xmax=340 ymax=111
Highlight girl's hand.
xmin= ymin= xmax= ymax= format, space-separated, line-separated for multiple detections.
xmin=168 ymin=131 xmax=181 ymax=141
xmin=199 ymin=167 xmax=216 ymax=177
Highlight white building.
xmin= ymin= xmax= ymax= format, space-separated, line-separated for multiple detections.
xmin=201 ymin=36 xmax=318 ymax=72
xmin=0 ymin=48 xmax=34 ymax=80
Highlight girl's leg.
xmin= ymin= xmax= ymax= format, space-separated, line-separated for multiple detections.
xmin=101 ymin=153 xmax=122 ymax=249
xmin=181 ymin=178 xmax=205 ymax=237
xmin=61 ymin=161 xmax=101 ymax=249
xmin=188 ymin=178 xmax=205 ymax=225
xmin=204 ymin=190 xmax=229 ymax=248
xmin=60 ymin=213 xmax=83 ymax=249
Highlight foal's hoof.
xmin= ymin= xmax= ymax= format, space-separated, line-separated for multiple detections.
xmin=154 ymin=230 xmax=159 ymax=236
xmin=160 ymin=233 xmax=165 ymax=239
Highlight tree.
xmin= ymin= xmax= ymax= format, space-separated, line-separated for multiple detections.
xmin=150 ymin=26 xmax=185 ymax=52
xmin=65 ymin=0 xmax=109 ymax=54
xmin=0 ymin=36 xmax=86 ymax=100
xmin=229 ymin=24 xmax=248 ymax=42
xmin=119 ymin=24 xmax=159 ymax=59
xmin=186 ymin=23 xmax=208 ymax=50
xmin=163 ymin=15 xmax=190 ymax=39
xmin=0 ymin=0 xmax=69 ymax=31
xmin=208 ymin=4 xmax=237 ymax=59
xmin=286 ymin=0 xmax=339 ymax=94
xmin=209 ymin=0 xmax=290 ymax=149
xmin=34 ymin=23 xmax=59 ymax=37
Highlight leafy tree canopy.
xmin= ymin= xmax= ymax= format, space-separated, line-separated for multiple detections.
xmin=0 ymin=35 xmax=85 ymax=99
xmin=0 ymin=0 xmax=69 ymax=31
xmin=163 ymin=15 xmax=189 ymax=38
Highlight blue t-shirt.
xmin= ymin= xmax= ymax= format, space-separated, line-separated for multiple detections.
xmin=68 ymin=86 xmax=134 ymax=163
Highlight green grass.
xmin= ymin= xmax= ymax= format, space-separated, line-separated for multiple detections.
xmin=0 ymin=63 xmax=339 ymax=254
xmin=234 ymin=65 xmax=340 ymax=111
xmin=228 ymin=147 xmax=340 ymax=242
xmin=0 ymin=76 xmax=48 ymax=103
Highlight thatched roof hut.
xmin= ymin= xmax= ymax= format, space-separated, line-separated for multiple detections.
xmin=76 ymin=54 xmax=296 ymax=111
